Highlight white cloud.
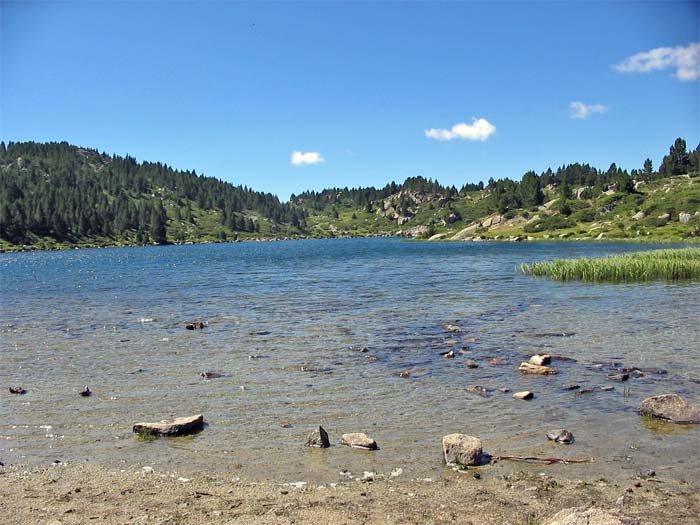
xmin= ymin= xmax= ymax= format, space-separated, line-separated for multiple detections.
xmin=425 ymin=118 xmax=496 ymax=141
xmin=569 ymin=101 xmax=609 ymax=120
xmin=290 ymin=150 xmax=325 ymax=166
xmin=614 ymin=42 xmax=700 ymax=81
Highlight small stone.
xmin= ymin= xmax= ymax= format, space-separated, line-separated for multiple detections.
xmin=340 ymin=433 xmax=377 ymax=450
xmin=442 ymin=434 xmax=483 ymax=467
xmin=562 ymin=383 xmax=580 ymax=391
xmin=519 ymin=362 xmax=557 ymax=375
xmin=546 ymin=429 xmax=574 ymax=444
xmin=443 ymin=324 xmax=464 ymax=333
xmin=529 ymin=354 xmax=552 ymax=366
xmin=9 ymin=386 xmax=27 ymax=395
xmin=608 ymin=373 xmax=629 ymax=382
xmin=443 ymin=350 xmax=455 ymax=359
xmin=398 ymin=370 xmax=411 ymax=378
xmin=513 ymin=391 xmax=534 ymax=400
xmin=467 ymin=385 xmax=492 ymax=397
xmin=490 ymin=358 xmax=503 ymax=365
xmin=306 ymin=426 xmax=330 ymax=448
xmin=465 ymin=360 xmax=479 ymax=368
xmin=473 ymin=472 xmax=481 ymax=480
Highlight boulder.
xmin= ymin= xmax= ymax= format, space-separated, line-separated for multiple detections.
xmin=306 ymin=426 xmax=330 ymax=448
xmin=631 ymin=211 xmax=645 ymax=220
xmin=513 ymin=391 xmax=534 ymax=400
xmin=547 ymin=429 xmax=574 ymax=444
xmin=543 ymin=506 xmax=632 ymax=525
xmin=519 ymin=362 xmax=557 ymax=375
xmin=185 ymin=321 xmax=206 ymax=330
xmin=679 ymin=212 xmax=691 ymax=223
xmin=450 ymin=223 xmax=480 ymax=240
xmin=639 ymin=394 xmax=700 ymax=424
xmin=340 ymin=433 xmax=378 ymax=450
xmin=657 ymin=213 xmax=670 ymax=221
xmin=133 ymin=414 xmax=204 ymax=437
xmin=9 ymin=386 xmax=27 ymax=395
xmin=442 ymin=434 xmax=483 ymax=467
xmin=529 ymin=354 xmax=551 ymax=366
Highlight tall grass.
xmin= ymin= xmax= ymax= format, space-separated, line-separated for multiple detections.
xmin=521 ymin=248 xmax=700 ymax=282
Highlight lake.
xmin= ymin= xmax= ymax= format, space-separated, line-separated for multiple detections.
xmin=1 ymin=239 xmax=699 ymax=483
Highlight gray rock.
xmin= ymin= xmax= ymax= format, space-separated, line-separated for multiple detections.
xmin=543 ymin=506 xmax=633 ymax=525
xmin=639 ymin=394 xmax=700 ymax=424
xmin=306 ymin=426 xmax=330 ymax=448
xmin=133 ymin=414 xmax=204 ymax=437
xmin=608 ymin=373 xmax=629 ymax=382
xmin=519 ymin=362 xmax=557 ymax=375
xmin=465 ymin=359 xmax=479 ymax=368
xmin=529 ymin=354 xmax=552 ymax=366
xmin=340 ymin=433 xmax=378 ymax=450
xmin=442 ymin=434 xmax=482 ymax=467
xmin=562 ymin=383 xmax=580 ymax=391
xmin=513 ymin=391 xmax=534 ymax=400
xmin=547 ymin=429 xmax=574 ymax=444
xmin=679 ymin=212 xmax=691 ymax=223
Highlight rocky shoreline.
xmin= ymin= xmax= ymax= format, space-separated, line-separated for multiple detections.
xmin=1 ymin=462 xmax=698 ymax=524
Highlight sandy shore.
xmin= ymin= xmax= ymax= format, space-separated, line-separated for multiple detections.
xmin=1 ymin=463 xmax=698 ymax=524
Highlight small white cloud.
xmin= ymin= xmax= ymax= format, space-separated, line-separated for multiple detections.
xmin=614 ymin=42 xmax=700 ymax=81
xmin=290 ymin=150 xmax=325 ymax=166
xmin=569 ymin=101 xmax=609 ymax=120
xmin=425 ymin=118 xmax=496 ymax=142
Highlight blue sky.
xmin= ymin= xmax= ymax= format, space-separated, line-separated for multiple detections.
xmin=1 ymin=1 xmax=699 ymax=200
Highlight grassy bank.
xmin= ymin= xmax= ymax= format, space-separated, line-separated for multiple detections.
xmin=521 ymin=247 xmax=700 ymax=282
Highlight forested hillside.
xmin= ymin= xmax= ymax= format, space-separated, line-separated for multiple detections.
xmin=0 ymin=141 xmax=307 ymax=247
xmin=1 ymin=138 xmax=699 ymax=249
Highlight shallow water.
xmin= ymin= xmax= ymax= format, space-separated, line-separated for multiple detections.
xmin=1 ymin=239 xmax=699 ymax=483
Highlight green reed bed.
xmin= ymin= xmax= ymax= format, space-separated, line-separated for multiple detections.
xmin=521 ymin=248 xmax=700 ymax=282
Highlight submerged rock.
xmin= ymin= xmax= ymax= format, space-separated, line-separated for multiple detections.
xmin=562 ymin=383 xmax=581 ymax=391
xmin=442 ymin=350 xmax=455 ymax=359
xmin=639 ymin=394 xmax=700 ymax=424
xmin=608 ymin=373 xmax=629 ymax=382
xmin=529 ymin=354 xmax=551 ymax=366
xmin=443 ymin=323 xmax=464 ymax=333
xmin=398 ymin=370 xmax=411 ymax=378
xmin=80 ymin=386 xmax=92 ymax=397
xmin=442 ymin=434 xmax=483 ymax=467
xmin=467 ymin=385 xmax=492 ymax=397
xmin=547 ymin=429 xmax=574 ymax=444
xmin=340 ymin=433 xmax=378 ymax=450
xmin=185 ymin=321 xmax=206 ymax=330
xmin=306 ymin=426 xmax=330 ymax=448
xmin=200 ymin=371 xmax=224 ymax=379
xmin=133 ymin=414 xmax=204 ymax=437
xmin=519 ymin=362 xmax=557 ymax=375
xmin=9 ymin=386 xmax=27 ymax=395
xmin=465 ymin=359 xmax=479 ymax=368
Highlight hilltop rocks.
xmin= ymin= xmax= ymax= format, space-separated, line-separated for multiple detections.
xmin=547 ymin=429 xmax=574 ymax=444
xmin=442 ymin=434 xmax=483 ymax=467
xmin=306 ymin=426 xmax=330 ymax=448
xmin=340 ymin=433 xmax=378 ymax=450
xmin=519 ymin=362 xmax=557 ymax=375
xmin=529 ymin=354 xmax=551 ymax=366
xmin=639 ymin=394 xmax=700 ymax=424
xmin=133 ymin=414 xmax=204 ymax=437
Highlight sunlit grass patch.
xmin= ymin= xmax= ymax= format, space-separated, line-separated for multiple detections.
xmin=521 ymin=248 xmax=700 ymax=282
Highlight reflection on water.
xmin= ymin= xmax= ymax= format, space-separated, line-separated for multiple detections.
xmin=1 ymin=239 xmax=699 ymax=483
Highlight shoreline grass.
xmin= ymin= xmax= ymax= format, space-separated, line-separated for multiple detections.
xmin=521 ymin=247 xmax=700 ymax=282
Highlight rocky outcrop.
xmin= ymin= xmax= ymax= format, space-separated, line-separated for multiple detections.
xmin=442 ymin=434 xmax=483 ymax=467
xmin=428 ymin=233 xmax=447 ymax=241
xmin=543 ymin=506 xmax=633 ymax=525
xmin=340 ymin=433 xmax=378 ymax=450
xmin=306 ymin=426 xmax=330 ymax=448
xmin=450 ymin=223 xmax=480 ymax=240
xmin=133 ymin=414 xmax=204 ymax=437
xmin=519 ymin=362 xmax=557 ymax=375
xmin=639 ymin=394 xmax=700 ymax=424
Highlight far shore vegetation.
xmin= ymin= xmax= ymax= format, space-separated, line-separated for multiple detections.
xmin=521 ymin=247 xmax=700 ymax=282
xmin=1 ymin=137 xmax=699 ymax=251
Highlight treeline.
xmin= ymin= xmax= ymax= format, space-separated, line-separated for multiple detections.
xmin=0 ymin=141 xmax=306 ymax=244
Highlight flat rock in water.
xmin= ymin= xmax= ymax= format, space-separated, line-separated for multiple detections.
xmin=133 ymin=414 xmax=204 ymax=437
xmin=306 ymin=426 xmax=330 ymax=448
xmin=442 ymin=434 xmax=483 ymax=467
xmin=443 ymin=323 xmax=464 ymax=333
xmin=543 ymin=506 xmax=633 ymax=525
xmin=465 ymin=359 xmax=479 ymax=368
xmin=519 ymin=362 xmax=557 ymax=375
xmin=608 ymin=373 xmax=629 ymax=382
xmin=562 ymin=383 xmax=580 ymax=391
xmin=340 ymin=433 xmax=377 ymax=450
xmin=467 ymin=385 xmax=492 ymax=397
xmin=513 ymin=391 xmax=534 ymax=400
xmin=547 ymin=429 xmax=574 ymax=444
xmin=639 ymin=394 xmax=700 ymax=424
xmin=529 ymin=354 xmax=551 ymax=366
